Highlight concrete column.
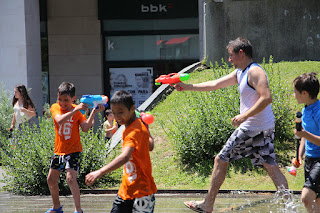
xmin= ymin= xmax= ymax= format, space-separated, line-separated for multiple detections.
xmin=205 ymin=1 xmax=226 ymax=66
xmin=47 ymin=0 xmax=103 ymax=103
xmin=0 ymin=0 xmax=42 ymax=114
xmin=25 ymin=0 xmax=43 ymax=114
xmin=199 ymin=0 xmax=205 ymax=61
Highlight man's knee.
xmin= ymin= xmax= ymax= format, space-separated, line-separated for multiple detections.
xmin=262 ymin=162 xmax=280 ymax=174
xmin=214 ymin=155 xmax=229 ymax=166
xmin=214 ymin=155 xmax=222 ymax=163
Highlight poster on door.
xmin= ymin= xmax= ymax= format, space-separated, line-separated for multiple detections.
xmin=110 ymin=67 xmax=153 ymax=107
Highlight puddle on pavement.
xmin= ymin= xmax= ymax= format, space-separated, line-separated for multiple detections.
xmin=0 ymin=191 xmax=305 ymax=213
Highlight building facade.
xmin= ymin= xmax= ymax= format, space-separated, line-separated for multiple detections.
xmin=0 ymin=0 xmax=200 ymax=113
xmin=1 ymin=0 xmax=319 ymax=115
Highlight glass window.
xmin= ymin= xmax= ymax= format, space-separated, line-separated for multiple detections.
xmin=103 ymin=18 xmax=198 ymax=31
xmin=105 ymin=34 xmax=199 ymax=61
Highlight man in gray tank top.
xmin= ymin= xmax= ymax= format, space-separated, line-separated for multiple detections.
xmin=176 ymin=38 xmax=289 ymax=213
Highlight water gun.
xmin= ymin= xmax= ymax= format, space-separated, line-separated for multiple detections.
xmin=287 ymin=111 xmax=302 ymax=176
xmin=155 ymin=73 xmax=190 ymax=86
xmin=79 ymin=95 xmax=108 ymax=114
xmin=135 ymin=110 xmax=154 ymax=125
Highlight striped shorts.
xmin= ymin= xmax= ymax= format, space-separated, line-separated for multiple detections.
xmin=218 ymin=127 xmax=277 ymax=166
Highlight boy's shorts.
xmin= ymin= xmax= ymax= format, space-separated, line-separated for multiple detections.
xmin=110 ymin=194 xmax=155 ymax=213
xmin=218 ymin=127 xmax=277 ymax=166
xmin=304 ymin=157 xmax=320 ymax=197
xmin=50 ymin=152 xmax=81 ymax=172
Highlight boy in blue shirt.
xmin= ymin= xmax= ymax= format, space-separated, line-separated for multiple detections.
xmin=292 ymin=72 xmax=320 ymax=212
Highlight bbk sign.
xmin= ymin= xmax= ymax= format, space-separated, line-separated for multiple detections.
xmin=141 ymin=4 xmax=171 ymax=13
xmin=98 ymin=0 xmax=198 ymax=20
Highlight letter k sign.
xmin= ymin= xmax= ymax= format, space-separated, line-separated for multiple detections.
xmin=108 ymin=40 xmax=114 ymax=50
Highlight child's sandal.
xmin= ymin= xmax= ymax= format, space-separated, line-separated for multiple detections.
xmin=45 ymin=205 xmax=63 ymax=213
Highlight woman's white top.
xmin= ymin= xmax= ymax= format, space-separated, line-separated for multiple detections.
xmin=14 ymin=102 xmax=33 ymax=128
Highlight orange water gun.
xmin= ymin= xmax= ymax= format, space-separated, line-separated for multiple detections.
xmin=287 ymin=111 xmax=302 ymax=176
xmin=155 ymin=73 xmax=190 ymax=86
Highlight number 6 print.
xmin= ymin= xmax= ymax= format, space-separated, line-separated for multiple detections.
xmin=59 ymin=122 xmax=72 ymax=140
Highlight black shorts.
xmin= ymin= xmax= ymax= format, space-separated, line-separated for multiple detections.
xmin=50 ymin=152 xmax=81 ymax=172
xmin=110 ymin=194 xmax=155 ymax=213
xmin=304 ymin=157 xmax=320 ymax=197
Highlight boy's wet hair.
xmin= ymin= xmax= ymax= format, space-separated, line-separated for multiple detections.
xmin=110 ymin=90 xmax=134 ymax=110
xmin=57 ymin=82 xmax=75 ymax=97
xmin=105 ymin=109 xmax=113 ymax=116
xmin=227 ymin=37 xmax=253 ymax=58
xmin=293 ymin=72 xmax=319 ymax=99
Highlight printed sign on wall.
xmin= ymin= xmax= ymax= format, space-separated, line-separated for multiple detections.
xmin=109 ymin=67 xmax=153 ymax=107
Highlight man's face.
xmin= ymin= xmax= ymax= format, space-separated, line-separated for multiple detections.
xmin=228 ymin=48 xmax=242 ymax=69
xmin=57 ymin=94 xmax=75 ymax=111
xmin=111 ymin=103 xmax=135 ymax=126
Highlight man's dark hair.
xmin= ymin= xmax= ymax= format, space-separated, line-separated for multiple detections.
xmin=57 ymin=82 xmax=75 ymax=97
xmin=226 ymin=37 xmax=253 ymax=58
xmin=110 ymin=90 xmax=134 ymax=110
xmin=293 ymin=72 xmax=319 ymax=99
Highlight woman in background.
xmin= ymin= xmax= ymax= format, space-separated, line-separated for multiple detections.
xmin=10 ymin=85 xmax=36 ymax=131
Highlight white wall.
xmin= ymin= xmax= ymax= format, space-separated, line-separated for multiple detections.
xmin=0 ymin=1 xmax=28 ymax=91
xmin=0 ymin=0 xmax=42 ymax=114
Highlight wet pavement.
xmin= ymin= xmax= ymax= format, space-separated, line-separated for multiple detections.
xmin=0 ymin=167 xmax=305 ymax=212
xmin=0 ymin=191 xmax=272 ymax=213
xmin=0 ymin=191 xmax=306 ymax=213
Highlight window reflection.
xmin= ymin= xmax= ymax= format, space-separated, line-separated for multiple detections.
xmin=106 ymin=34 xmax=199 ymax=61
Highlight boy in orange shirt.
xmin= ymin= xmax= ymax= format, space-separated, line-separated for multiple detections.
xmin=46 ymin=82 xmax=105 ymax=213
xmin=85 ymin=90 xmax=157 ymax=213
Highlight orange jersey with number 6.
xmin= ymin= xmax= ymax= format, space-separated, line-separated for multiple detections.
xmin=51 ymin=103 xmax=87 ymax=155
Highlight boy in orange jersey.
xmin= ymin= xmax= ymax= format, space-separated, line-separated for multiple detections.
xmin=85 ymin=90 xmax=157 ymax=213
xmin=46 ymin=82 xmax=105 ymax=213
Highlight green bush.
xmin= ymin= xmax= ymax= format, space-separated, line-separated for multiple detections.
xmin=0 ymin=84 xmax=13 ymax=138
xmin=153 ymin=59 xmax=294 ymax=175
xmin=0 ymin=87 xmax=119 ymax=195
xmin=263 ymin=57 xmax=295 ymax=165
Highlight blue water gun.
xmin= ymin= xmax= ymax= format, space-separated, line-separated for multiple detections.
xmin=79 ymin=95 xmax=108 ymax=114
